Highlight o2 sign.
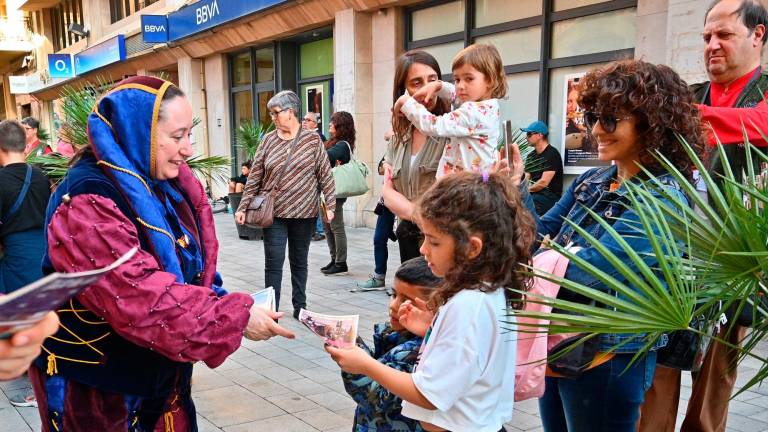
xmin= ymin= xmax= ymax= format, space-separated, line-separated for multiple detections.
xmin=48 ymin=54 xmax=73 ymax=78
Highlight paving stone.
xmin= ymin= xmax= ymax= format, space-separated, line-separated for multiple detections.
xmin=0 ymin=407 xmax=33 ymax=432
xmin=192 ymin=365 xmax=235 ymax=392
xmin=265 ymin=391 xmax=320 ymax=413
xmin=296 ymin=407 xmax=350 ymax=431
xmin=241 ymin=378 xmax=294 ymax=398
xmin=306 ymin=391 xmax=357 ymax=411
xmin=193 ymin=385 xmax=284 ymax=427
xmin=222 ymin=414 xmax=319 ymax=432
xmin=280 ymin=378 xmax=333 ymax=396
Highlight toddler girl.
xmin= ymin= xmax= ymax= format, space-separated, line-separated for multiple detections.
xmin=327 ymin=172 xmax=535 ymax=431
xmin=393 ymin=44 xmax=506 ymax=177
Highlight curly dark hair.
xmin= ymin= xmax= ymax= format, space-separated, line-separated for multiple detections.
xmin=578 ymin=60 xmax=705 ymax=181
xmin=325 ymin=111 xmax=356 ymax=151
xmin=417 ymin=172 xmax=535 ymax=308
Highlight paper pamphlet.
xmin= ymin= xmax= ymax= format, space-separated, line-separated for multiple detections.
xmin=250 ymin=287 xmax=276 ymax=312
xmin=0 ymin=247 xmax=138 ymax=338
xmin=298 ymin=309 xmax=358 ymax=349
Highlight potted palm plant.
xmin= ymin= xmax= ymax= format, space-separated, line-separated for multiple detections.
xmin=229 ymin=120 xmax=274 ymax=240
xmin=512 ymin=137 xmax=768 ymax=393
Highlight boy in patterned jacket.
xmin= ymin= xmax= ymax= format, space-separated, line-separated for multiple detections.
xmin=341 ymin=257 xmax=441 ymax=431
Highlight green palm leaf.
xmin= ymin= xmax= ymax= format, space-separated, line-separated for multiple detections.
xmin=511 ymin=134 xmax=768 ymax=392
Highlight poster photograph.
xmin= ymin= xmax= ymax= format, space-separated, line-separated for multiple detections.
xmin=304 ymin=83 xmax=324 ymax=133
xmin=562 ymin=73 xmax=609 ymax=168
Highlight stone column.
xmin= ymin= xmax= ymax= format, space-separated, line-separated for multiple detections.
xmin=177 ymin=56 xmax=206 ymax=156
xmin=368 ymin=7 xmax=402 ymax=227
xmin=334 ymin=8 xmax=373 ymax=227
xmin=634 ymin=0 xmax=669 ymax=66
xmin=1 ymin=75 xmax=17 ymax=119
xmin=663 ymin=0 xmax=708 ymax=84
xmin=204 ymin=53 xmax=231 ymax=198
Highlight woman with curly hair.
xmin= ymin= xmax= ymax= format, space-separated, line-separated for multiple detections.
xmin=326 ymin=171 xmax=535 ymax=432
xmin=321 ymin=111 xmax=356 ymax=275
xmin=523 ymin=60 xmax=704 ymax=431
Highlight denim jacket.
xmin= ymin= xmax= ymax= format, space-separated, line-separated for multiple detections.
xmin=530 ymin=165 xmax=689 ymax=353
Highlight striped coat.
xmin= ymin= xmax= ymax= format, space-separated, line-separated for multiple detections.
xmin=239 ymin=129 xmax=336 ymax=218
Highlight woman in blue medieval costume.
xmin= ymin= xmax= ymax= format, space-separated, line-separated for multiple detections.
xmin=29 ymin=76 xmax=294 ymax=432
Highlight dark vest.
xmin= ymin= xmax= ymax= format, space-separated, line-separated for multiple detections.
xmin=691 ymin=71 xmax=768 ymax=182
xmin=33 ymin=156 xmax=192 ymax=406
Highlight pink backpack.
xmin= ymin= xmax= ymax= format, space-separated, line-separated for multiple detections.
xmin=514 ymin=249 xmax=570 ymax=402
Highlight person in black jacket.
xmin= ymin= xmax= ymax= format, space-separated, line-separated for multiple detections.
xmin=321 ymin=111 xmax=355 ymax=275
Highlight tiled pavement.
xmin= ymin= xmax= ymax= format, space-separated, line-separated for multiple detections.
xmin=2 ymin=213 xmax=768 ymax=431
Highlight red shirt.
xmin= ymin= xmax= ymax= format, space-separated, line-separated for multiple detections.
xmin=697 ymin=66 xmax=768 ymax=147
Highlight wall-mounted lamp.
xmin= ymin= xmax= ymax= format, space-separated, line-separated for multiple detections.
xmin=67 ymin=23 xmax=90 ymax=38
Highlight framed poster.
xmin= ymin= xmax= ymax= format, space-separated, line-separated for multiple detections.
xmin=562 ymin=73 xmax=609 ymax=168
xmin=304 ymin=83 xmax=324 ymax=133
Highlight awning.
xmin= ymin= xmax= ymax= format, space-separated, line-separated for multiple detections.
xmin=18 ymin=0 xmax=62 ymax=12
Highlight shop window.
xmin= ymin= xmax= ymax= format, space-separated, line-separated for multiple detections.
xmin=554 ymin=0 xmax=610 ymax=11
xmin=475 ymin=0 xmax=540 ymax=28
xmin=257 ymin=91 xmax=274 ymax=129
xmin=110 ymin=0 xmax=160 ymax=24
xmin=232 ymin=53 xmax=251 ymax=87
xmin=50 ymin=0 xmax=84 ymax=52
xmin=551 ymin=9 xmax=636 ymax=59
xmin=300 ymin=38 xmax=333 ymax=80
xmin=474 ymin=27 xmax=541 ymax=65
xmin=256 ymin=47 xmax=275 ymax=84
xmin=499 ymin=72 xmax=540 ymax=130
xmin=232 ymin=91 xmax=253 ymax=165
xmin=421 ymin=41 xmax=465 ymax=76
xmin=411 ymin=0 xmax=465 ymax=41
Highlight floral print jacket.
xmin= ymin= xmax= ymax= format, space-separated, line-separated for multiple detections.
xmin=400 ymin=82 xmax=500 ymax=177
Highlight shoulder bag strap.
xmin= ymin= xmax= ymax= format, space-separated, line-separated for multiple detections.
xmin=2 ymin=165 xmax=33 ymax=225
xmin=265 ymin=130 xmax=304 ymax=193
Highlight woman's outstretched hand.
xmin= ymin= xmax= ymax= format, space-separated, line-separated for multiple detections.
xmin=244 ymin=305 xmax=295 ymax=341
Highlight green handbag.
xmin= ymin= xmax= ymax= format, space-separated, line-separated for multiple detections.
xmin=332 ymin=141 xmax=370 ymax=198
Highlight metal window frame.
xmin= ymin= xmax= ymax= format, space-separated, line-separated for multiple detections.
xmin=227 ymin=45 xmax=277 ymax=174
xmin=404 ymin=0 xmax=637 ymax=122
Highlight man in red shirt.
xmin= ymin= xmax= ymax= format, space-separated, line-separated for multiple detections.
xmin=639 ymin=1 xmax=767 ymax=431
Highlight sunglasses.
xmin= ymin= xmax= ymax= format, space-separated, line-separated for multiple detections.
xmin=584 ymin=111 xmax=632 ymax=134
xmin=526 ymin=132 xmax=539 ymax=137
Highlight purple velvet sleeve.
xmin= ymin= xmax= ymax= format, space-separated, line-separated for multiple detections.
xmin=47 ymin=194 xmax=253 ymax=368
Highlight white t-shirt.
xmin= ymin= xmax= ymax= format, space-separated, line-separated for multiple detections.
xmin=402 ymin=288 xmax=516 ymax=431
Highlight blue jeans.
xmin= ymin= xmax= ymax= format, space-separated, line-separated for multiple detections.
xmin=539 ymin=351 xmax=657 ymax=432
xmin=315 ymin=215 xmax=324 ymax=235
xmin=373 ymin=206 xmax=395 ymax=277
xmin=262 ymin=217 xmax=315 ymax=312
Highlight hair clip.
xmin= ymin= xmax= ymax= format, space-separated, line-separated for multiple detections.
xmin=481 ymin=170 xmax=490 ymax=184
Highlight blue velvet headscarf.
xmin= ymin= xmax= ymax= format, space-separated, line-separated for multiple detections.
xmin=87 ymin=76 xmax=200 ymax=283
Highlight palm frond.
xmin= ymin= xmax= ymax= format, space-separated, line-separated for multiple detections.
xmin=187 ymin=155 xmax=231 ymax=186
xmin=236 ymin=120 xmax=274 ymax=162
xmin=512 ymin=134 xmax=768 ymax=391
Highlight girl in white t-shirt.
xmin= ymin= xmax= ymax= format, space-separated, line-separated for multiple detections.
xmin=392 ymin=44 xmax=506 ymax=178
xmin=327 ymin=171 xmax=535 ymax=432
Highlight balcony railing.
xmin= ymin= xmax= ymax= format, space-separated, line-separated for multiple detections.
xmin=0 ymin=17 xmax=33 ymax=44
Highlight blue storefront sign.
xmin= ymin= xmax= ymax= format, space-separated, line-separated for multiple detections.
xmin=74 ymin=35 xmax=127 ymax=76
xmin=168 ymin=0 xmax=288 ymax=42
xmin=48 ymin=54 xmax=74 ymax=78
xmin=142 ymin=15 xmax=169 ymax=43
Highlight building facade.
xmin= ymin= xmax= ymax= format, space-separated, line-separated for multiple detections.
xmin=0 ymin=0 xmax=748 ymax=227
